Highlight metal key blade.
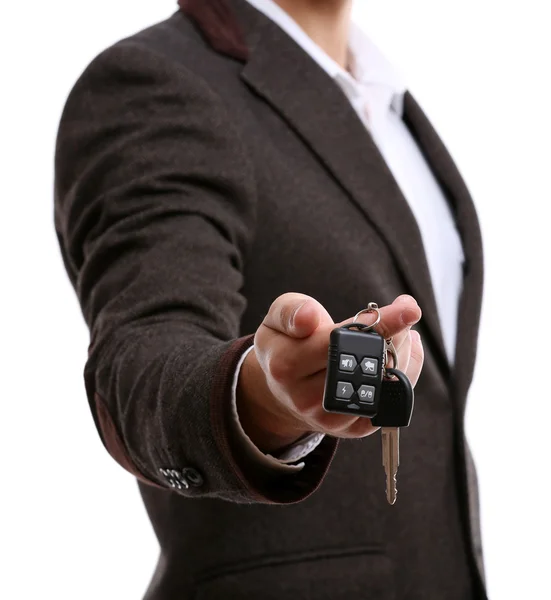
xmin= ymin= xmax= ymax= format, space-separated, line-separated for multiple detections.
xmin=381 ymin=427 xmax=400 ymax=505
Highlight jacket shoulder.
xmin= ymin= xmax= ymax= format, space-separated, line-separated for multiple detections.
xmin=75 ymin=11 xmax=229 ymax=88
xmin=117 ymin=11 xmax=209 ymax=63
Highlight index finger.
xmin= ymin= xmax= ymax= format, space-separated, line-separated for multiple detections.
xmin=336 ymin=295 xmax=422 ymax=339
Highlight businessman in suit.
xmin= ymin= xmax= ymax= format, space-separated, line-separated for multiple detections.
xmin=54 ymin=0 xmax=486 ymax=598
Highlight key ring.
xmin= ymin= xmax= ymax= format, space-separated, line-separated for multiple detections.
xmin=352 ymin=302 xmax=399 ymax=373
xmin=385 ymin=339 xmax=399 ymax=373
xmin=352 ymin=302 xmax=381 ymax=330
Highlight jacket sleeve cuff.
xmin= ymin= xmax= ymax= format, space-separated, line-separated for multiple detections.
xmin=230 ymin=345 xmax=326 ymax=472
xmin=212 ymin=334 xmax=339 ymax=504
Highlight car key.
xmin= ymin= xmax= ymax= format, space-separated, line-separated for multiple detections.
xmin=372 ymin=363 xmax=414 ymax=505
xmin=323 ymin=303 xmax=415 ymax=504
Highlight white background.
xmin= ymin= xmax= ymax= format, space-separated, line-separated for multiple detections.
xmin=1 ymin=0 xmax=549 ymax=598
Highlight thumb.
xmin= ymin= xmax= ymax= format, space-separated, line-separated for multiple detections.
xmin=262 ymin=293 xmax=333 ymax=339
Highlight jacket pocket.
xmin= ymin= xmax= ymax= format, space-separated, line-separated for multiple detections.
xmin=193 ymin=545 xmax=395 ymax=600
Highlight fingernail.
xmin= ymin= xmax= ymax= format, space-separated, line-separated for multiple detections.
xmin=290 ymin=300 xmax=308 ymax=329
xmin=411 ymin=330 xmax=421 ymax=342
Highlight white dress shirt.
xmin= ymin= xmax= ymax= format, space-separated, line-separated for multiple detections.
xmin=231 ymin=0 xmax=466 ymax=471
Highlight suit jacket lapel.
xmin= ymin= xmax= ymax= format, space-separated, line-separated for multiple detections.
xmin=403 ymin=93 xmax=484 ymax=397
xmin=233 ymin=1 xmax=448 ymax=366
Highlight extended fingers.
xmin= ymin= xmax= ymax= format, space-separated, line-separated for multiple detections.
xmin=394 ymin=329 xmax=412 ymax=373
xmin=406 ymin=330 xmax=424 ymax=386
xmin=336 ymin=295 xmax=421 ymax=339
xmin=374 ymin=295 xmax=421 ymax=339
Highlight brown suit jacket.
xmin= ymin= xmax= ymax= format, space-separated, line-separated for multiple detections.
xmin=54 ymin=1 xmax=486 ymax=598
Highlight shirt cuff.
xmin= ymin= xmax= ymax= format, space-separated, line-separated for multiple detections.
xmin=231 ymin=345 xmax=325 ymax=472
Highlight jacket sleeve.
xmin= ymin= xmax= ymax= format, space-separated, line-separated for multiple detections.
xmin=53 ymin=41 xmax=338 ymax=504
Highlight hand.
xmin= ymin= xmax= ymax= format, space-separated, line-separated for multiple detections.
xmin=236 ymin=294 xmax=424 ymax=454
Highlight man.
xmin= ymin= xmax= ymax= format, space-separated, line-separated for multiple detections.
xmin=54 ymin=0 xmax=485 ymax=598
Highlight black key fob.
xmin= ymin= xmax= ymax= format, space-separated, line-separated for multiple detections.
xmin=323 ymin=325 xmax=385 ymax=418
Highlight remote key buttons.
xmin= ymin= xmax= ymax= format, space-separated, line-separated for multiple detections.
xmin=339 ymin=354 xmax=357 ymax=372
xmin=358 ymin=385 xmax=376 ymax=404
xmin=336 ymin=382 xmax=354 ymax=399
xmin=360 ymin=357 xmax=379 ymax=376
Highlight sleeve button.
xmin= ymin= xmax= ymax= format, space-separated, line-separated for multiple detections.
xmin=182 ymin=467 xmax=204 ymax=488
xmin=159 ymin=466 xmax=203 ymax=490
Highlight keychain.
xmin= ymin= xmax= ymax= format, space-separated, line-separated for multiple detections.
xmin=322 ymin=303 xmax=415 ymax=504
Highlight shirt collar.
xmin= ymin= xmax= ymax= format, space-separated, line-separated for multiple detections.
xmin=348 ymin=25 xmax=406 ymax=116
xmin=244 ymin=0 xmax=406 ymax=117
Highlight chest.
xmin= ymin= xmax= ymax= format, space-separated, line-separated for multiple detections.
xmin=232 ymin=95 xmax=406 ymax=326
